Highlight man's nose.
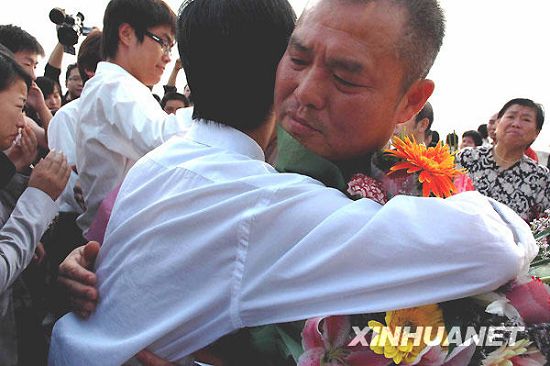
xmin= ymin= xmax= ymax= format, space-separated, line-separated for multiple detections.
xmin=294 ymin=67 xmax=326 ymax=110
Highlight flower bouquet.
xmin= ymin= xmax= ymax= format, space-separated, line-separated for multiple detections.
xmin=297 ymin=136 xmax=550 ymax=366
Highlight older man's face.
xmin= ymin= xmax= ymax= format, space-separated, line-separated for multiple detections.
xmin=274 ymin=0 xmax=430 ymax=161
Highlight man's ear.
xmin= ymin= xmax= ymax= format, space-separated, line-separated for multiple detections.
xmin=395 ymin=79 xmax=435 ymax=124
xmin=84 ymin=69 xmax=95 ymax=79
xmin=118 ymin=23 xmax=135 ymax=48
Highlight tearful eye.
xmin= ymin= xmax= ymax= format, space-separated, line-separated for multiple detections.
xmin=290 ymin=58 xmax=307 ymax=67
xmin=334 ymin=74 xmax=360 ymax=88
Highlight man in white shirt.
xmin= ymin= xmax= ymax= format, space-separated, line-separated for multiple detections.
xmin=50 ymin=0 xmax=536 ymax=364
xmin=75 ymin=0 xmax=186 ymax=234
xmin=48 ymin=30 xmax=103 ymax=218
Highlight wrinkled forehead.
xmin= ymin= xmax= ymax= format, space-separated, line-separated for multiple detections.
xmin=503 ymin=104 xmax=537 ymax=118
xmin=293 ymin=0 xmax=406 ymax=51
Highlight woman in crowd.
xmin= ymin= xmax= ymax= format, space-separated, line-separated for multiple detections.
xmin=35 ymin=76 xmax=62 ymax=113
xmin=0 ymin=46 xmax=71 ymax=365
xmin=459 ymin=129 xmax=483 ymax=149
xmin=457 ymin=98 xmax=549 ymax=221
xmin=0 ymin=45 xmax=72 ymax=297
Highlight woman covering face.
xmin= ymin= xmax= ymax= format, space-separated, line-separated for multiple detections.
xmin=0 ymin=47 xmax=32 ymax=150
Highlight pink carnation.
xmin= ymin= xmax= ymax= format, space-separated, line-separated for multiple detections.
xmin=347 ymin=173 xmax=388 ymax=205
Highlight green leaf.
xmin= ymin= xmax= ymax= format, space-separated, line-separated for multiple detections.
xmin=275 ymin=325 xmax=305 ymax=362
xmin=529 ymin=262 xmax=550 ymax=279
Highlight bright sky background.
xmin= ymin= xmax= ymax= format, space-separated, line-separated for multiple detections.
xmin=1 ymin=0 xmax=549 ymax=153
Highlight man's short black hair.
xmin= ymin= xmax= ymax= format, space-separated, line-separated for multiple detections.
xmin=497 ymin=98 xmax=545 ymax=131
xmin=462 ymin=130 xmax=482 ymax=147
xmin=0 ymin=24 xmax=45 ymax=56
xmin=0 ymin=44 xmax=32 ymax=91
xmin=477 ymin=124 xmax=488 ymax=139
xmin=160 ymin=92 xmax=189 ymax=109
xmin=102 ymin=0 xmax=176 ymax=60
xmin=177 ymin=0 xmax=296 ymax=131
xmin=415 ymin=101 xmax=434 ymax=130
xmin=65 ymin=63 xmax=79 ymax=81
xmin=36 ymin=76 xmax=60 ymax=98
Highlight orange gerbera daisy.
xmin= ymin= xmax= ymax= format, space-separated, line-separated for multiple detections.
xmin=385 ymin=136 xmax=464 ymax=198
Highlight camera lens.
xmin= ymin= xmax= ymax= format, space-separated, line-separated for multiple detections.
xmin=49 ymin=8 xmax=66 ymax=25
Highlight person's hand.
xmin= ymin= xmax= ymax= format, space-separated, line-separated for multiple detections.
xmin=26 ymin=81 xmax=48 ymax=113
xmin=5 ymin=124 xmax=38 ymax=171
xmin=73 ymin=180 xmax=86 ymax=211
xmin=28 ymin=150 xmax=70 ymax=200
xmin=173 ymin=58 xmax=182 ymax=71
xmin=135 ymin=350 xmax=176 ymax=366
xmin=32 ymin=242 xmax=46 ymax=265
xmin=57 ymin=241 xmax=100 ymax=318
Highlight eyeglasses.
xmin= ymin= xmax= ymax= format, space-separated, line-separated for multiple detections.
xmin=144 ymin=30 xmax=174 ymax=56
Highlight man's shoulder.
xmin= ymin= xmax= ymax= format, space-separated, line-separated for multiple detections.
xmin=132 ymin=136 xmax=330 ymax=196
xmin=50 ymin=99 xmax=80 ymax=123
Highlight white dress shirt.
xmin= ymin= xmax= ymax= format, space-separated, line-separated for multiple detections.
xmin=48 ymin=99 xmax=82 ymax=213
xmin=50 ymin=121 xmax=535 ymax=365
xmin=75 ymin=62 xmax=187 ymax=233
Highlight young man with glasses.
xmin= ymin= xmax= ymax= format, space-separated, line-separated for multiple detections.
xmin=63 ymin=64 xmax=83 ymax=105
xmin=74 ymin=0 xmax=186 ymax=235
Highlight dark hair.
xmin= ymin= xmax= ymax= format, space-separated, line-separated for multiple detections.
xmin=428 ymin=130 xmax=439 ymax=147
xmin=65 ymin=63 xmax=79 ymax=81
xmin=35 ymin=76 xmax=60 ymax=98
xmin=497 ymin=98 xmax=545 ymax=131
xmin=102 ymin=0 xmax=176 ymax=60
xmin=0 ymin=24 xmax=45 ymax=56
xmin=415 ymin=101 xmax=434 ymax=130
xmin=160 ymin=92 xmax=189 ymax=109
xmin=445 ymin=132 xmax=458 ymax=146
xmin=395 ymin=0 xmax=445 ymax=87
xmin=462 ymin=130 xmax=482 ymax=147
xmin=0 ymin=45 xmax=32 ymax=91
xmin=78 ymin=30 xmax=103 ymax=84
xmin=177 ymin=0 xmax=296 ymax=130
xmin=477 ymin=124 xmax=488 ymax=139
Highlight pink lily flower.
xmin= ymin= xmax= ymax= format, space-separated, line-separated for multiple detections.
xmin=298 ymin=316 xmax=391 ymax=366
xmin=506 ymin=277 xmax=550 ymax=324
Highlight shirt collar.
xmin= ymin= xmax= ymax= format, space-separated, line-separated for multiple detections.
xmin=185 ymin=120 xmax=266 ymax=162
xmin=95 ymin=62 xmax=146 ymax=86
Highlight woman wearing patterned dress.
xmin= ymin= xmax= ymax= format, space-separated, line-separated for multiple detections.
xmin=457 ymin=98 xmax=549 ymax=221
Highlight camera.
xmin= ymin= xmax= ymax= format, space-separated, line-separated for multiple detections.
xmin=49 ymin=8 xmax=93 ymax=54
